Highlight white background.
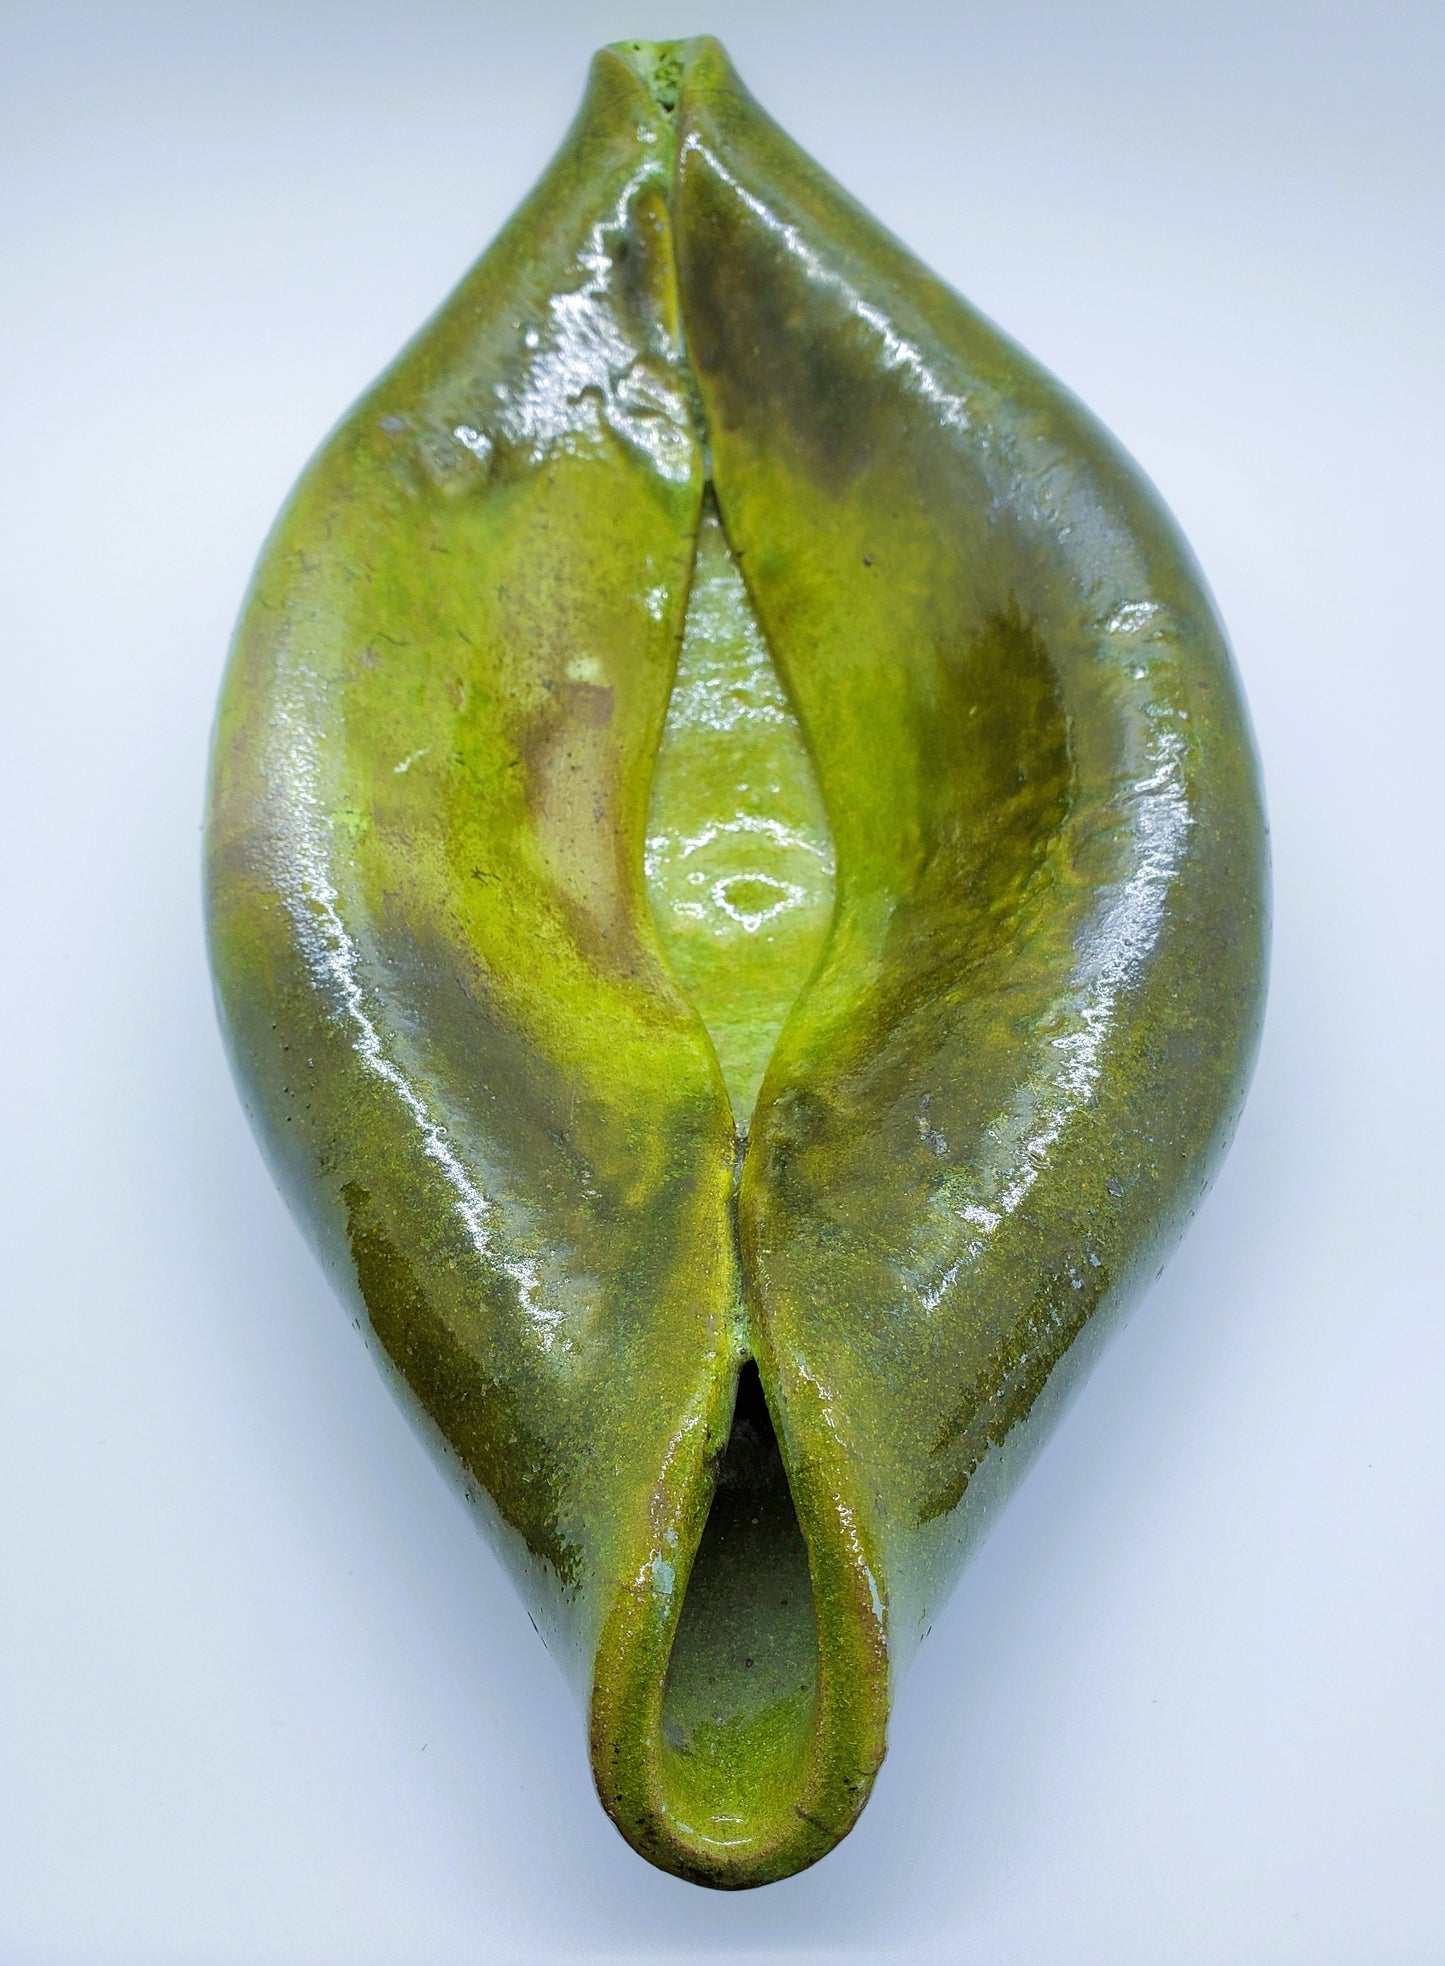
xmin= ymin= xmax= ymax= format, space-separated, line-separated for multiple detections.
xmin=2 ymin=2 xmax=1442 ymax=1960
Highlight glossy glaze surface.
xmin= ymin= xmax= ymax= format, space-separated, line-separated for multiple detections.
xmin=206 ymin=35 xmax=1268 ymax=1889
xmin=646 ymin=491 xmax=834 ymax=1123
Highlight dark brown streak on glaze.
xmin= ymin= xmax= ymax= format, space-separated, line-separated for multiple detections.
xmin=344 ymin=1181 xmax=582 ymax=1589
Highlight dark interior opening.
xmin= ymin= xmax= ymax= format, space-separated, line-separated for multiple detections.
xmin=658 ymin=1360 xmax=818 ymax=1827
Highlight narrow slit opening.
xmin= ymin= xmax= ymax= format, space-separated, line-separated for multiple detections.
xmin=659 ymin=1360 xmax=818 ymax=1828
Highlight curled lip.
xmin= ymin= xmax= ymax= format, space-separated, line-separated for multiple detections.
xmin=205 ymin=35 xmax=1268 ymax=1888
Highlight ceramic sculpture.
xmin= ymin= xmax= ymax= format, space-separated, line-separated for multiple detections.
xmin=206 ymin=36 xmax=1268 ymax=1887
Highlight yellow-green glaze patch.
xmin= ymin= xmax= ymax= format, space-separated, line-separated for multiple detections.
xmin=206 ymin=33 xmax=1268 ymax=1891
xmin=645 ymin=493 xmax=834 ymax=1123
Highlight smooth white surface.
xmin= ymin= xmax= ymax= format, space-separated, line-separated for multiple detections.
xmin=2 ymin=2 xmax=1442 ymax=1960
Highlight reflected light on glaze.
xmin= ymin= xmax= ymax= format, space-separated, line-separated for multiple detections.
xmin=267 ymin=689 xmax=567 ymax=1353
xmin=683 ymin=137 xmax=975 ymax=439
xmin=462 ymin=163 xmax=695 ymax=485
xmin=902 ymin=702 xmax=1195 ymax=1320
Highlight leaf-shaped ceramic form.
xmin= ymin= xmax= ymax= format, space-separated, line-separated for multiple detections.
xmin=206 ymin=37 xmax=1268 ymax=1888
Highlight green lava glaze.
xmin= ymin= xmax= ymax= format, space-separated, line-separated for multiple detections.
xmin=646 ymin=492 xmax=834 ymax=1124
xmin=206 ymin=34 xmax=1268 ymax=1889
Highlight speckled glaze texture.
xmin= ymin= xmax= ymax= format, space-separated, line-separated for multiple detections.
xmin=206 ymin=37 xmax=1268 ymax=1889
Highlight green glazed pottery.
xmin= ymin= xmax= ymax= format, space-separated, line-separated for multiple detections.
xmin=206 ymin=36 xmax=1268 ymax=1888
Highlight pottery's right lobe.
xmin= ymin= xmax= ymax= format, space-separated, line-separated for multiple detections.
xmin=673 ymin=43 xmax=1268 ymax=1659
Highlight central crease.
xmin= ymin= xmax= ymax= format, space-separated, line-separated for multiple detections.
xmin=637 ymin=410 xmax=834 ymax=1844
xmin=589 ymin=44 xmax=864 ymax=1873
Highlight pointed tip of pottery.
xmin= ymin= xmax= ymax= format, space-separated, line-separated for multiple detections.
xmin=601 ymin=34 xmax=733 ymax=115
